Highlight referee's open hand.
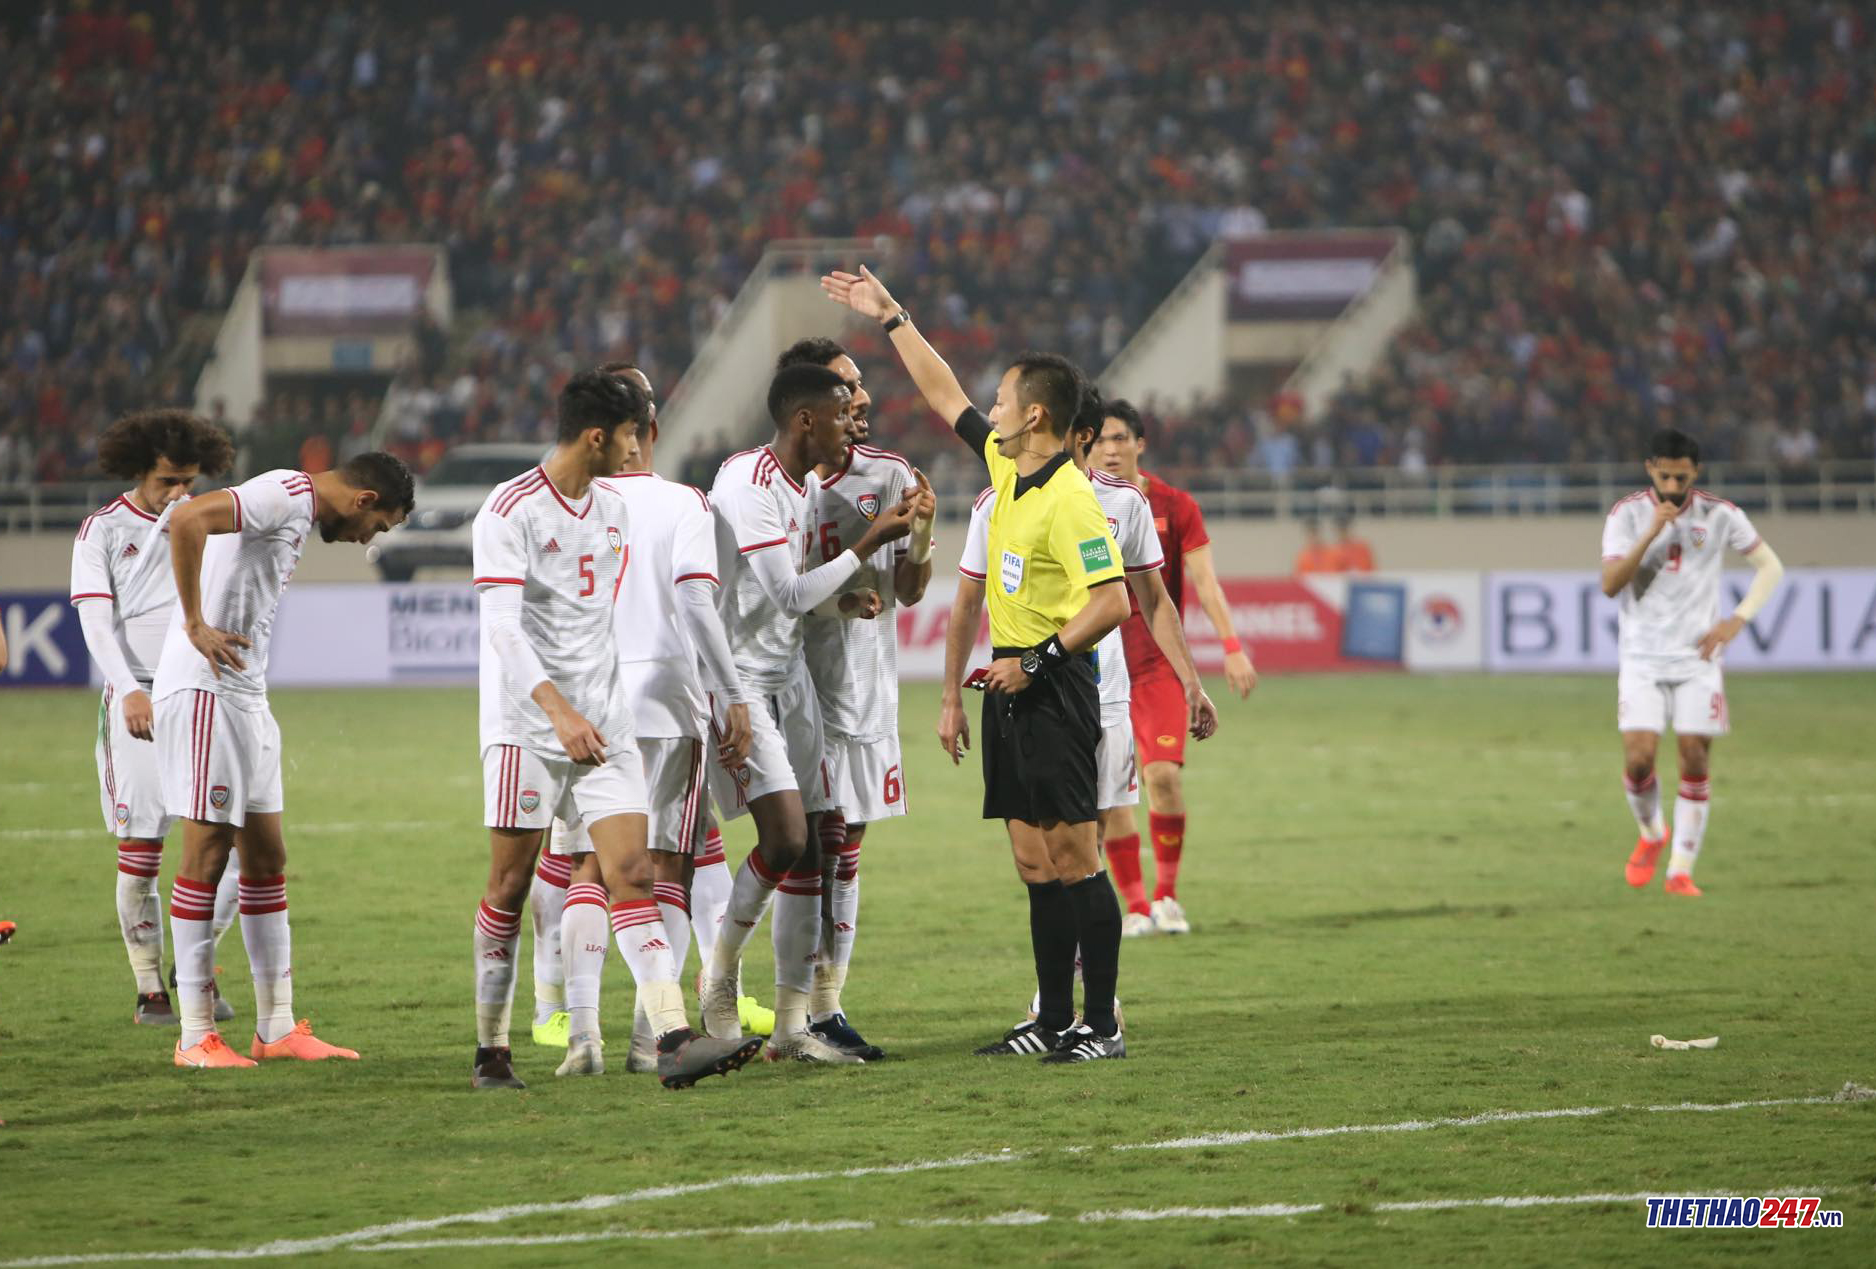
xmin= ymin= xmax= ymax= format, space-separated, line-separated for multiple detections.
xmin=938 ymin=697 xmax=971 ymax=764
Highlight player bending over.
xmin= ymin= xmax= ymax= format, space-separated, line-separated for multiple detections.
xmin=1601 ymin=429 xmax=1783 ymax=896
xmin=71 ymin=410 xmax=243 ymax=1026
xmin=698 ymin=363 xmax=915 ymax=1062
xmin=154 ymin=452 xmax=413 ymax=1067
xmin=1094 ymin=400 xmax=1256 ymax=935
xmin=781 ymin=336 xmax=937 ymax=1061
xmin=469 ymin=371 xmax=762 ymax=1090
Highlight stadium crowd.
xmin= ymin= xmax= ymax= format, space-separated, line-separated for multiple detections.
xmin=2 ymin=1 xmax=1871 ymax=486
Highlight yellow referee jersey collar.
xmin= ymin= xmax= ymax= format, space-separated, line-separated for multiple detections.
xmin=1012 ymin=451 xmax=1072 ymax=498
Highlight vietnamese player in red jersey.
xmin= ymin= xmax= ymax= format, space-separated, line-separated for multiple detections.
xmin=1096 ymin=400 xmax=1256 ymax=935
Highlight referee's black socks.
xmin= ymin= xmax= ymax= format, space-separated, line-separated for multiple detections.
xmin=1026 ymin=880 xmax=1078 ymax=1032
xmin=1066 ymin=872 xmax=1123 ymax=1038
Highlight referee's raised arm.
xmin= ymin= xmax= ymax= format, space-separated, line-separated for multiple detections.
xmin=821 ymin=266 xmax=992 ymax=459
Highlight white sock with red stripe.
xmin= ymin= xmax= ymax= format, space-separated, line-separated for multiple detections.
xmin=170 ymin=875 xmax=218 ymax=1048
xmin=652 ymin=880 xmax=693 ymax=980
xmin=1623 ymin=772 xmax=1666 ymax=840
xmin=610 ymin=900 xmax=686 ymax=1038
xmin=561 ymin=882 xmax=609 ymax=1040
xmin=705 ymin=850 xmax=782 ymax=982
xmin=474 ymin=901 xmax=523 ymax=1048
xmin=811 ymin=822 xmax=860 ymax=1022
xmin=239 ymin=874 xmax=293 ymax=1044
xmin=115 ymin=840 xmax=165 ymax=993
xmin=212 ymin=850 xmax=240 ymax=946
xmin=531 ymin=849 xmax=572 ymax=1024
xmin=773 ymin=864 xmax=821 ymax=1036
xmin=1668 ymin=776 xmax=1710 ymax=878
xmin=689 ymin=828 xmax=731 ymax=968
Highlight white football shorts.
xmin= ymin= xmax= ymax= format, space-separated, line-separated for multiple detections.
xmin=552 ymin=736 xmax=707 ymax=857
xmin=823 ymin=731 xmax=907 ymax=825
xmin=1617 ymin=659 xmax=1730 ymax=737
xmin=482 ymin=739 xmax=648 ymax=834
xmin=97 ymin=685 xmax=175 ymax=839
xmin=155 ymin=689 xmax=283 ymax=827
xmin=1096 ymin=718 xmax=1140 ymax=811
xmin=708 ymin=664 xmax=832 ymax=819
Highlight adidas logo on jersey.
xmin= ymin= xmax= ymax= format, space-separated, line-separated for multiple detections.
xmin=787 ymin=518 xmax=799 ymax=532
xmin=121 ymin=542 xmax=140 ymax=558
xmin=543 ymin=538 xmax=561 ymax=554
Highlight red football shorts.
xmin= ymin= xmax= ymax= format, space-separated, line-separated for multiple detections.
xmin=1128 ymin=662 xmax=1187 ymax=767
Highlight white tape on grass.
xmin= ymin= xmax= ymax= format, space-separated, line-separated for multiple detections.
xmin=2 ymin=1094 xmax=1861 ymax=1267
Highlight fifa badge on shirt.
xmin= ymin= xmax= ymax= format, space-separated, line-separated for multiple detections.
xmin=1000 ymin=549 xmax=1026 ymax=595
xmin=857 ymin=493 xmax=880 ymax=521
xmin=606 ymin=525 xmax=622 ymax=554
xmin=1689 ymin=526 xmax=1708 ymax=548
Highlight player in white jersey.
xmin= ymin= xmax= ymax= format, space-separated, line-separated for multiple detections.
xmin=697 ymin=362 xmax=916 ymax=1062
xmin=70 ymin=411 xmax=241 ymax=1026
xmin=776 ymin=337 xmax=938 ymax=1061
xmin=531 ymin=363 xmax=759 ymax=1070
xmin=470 ymin=371 xmax=761 ymax=1090
xmin=1601 ymin=429 xmax=1784 ymax=897
xmin=152 ymin=452 xmax=413 ymax=1069
xmin=946 ymin=394 xmax=1215 ymax=1046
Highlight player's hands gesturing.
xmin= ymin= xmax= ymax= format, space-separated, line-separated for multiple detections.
xmin=838 ymin=589 xmax=883 ymax=620
xmin=909 ymin=468 xmax=936 ymax=524
xmin=1697 ymin=615 xmax=1745 ymax=662
xmin=186 ymin=617 xmax=250 ymax=678
xmin=547 ymin=702 xmax=608 ymax=766
xmin=122 ymin=689 xmax=155 ymax=741
xmin=938 ymin=694 xmax=971 ymax=764
xmin=821 ymin=265 xmax=899 ymax=322
xmin=857 ymin=491 xmax=917 ymax=555
xmin=717 ymin=702 xmax=753 ymax=769
xmin=1186 ymin=682 xmax=1219 ymax=741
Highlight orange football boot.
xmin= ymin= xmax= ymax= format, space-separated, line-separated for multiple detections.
xmin=175 ymin=1033 xmax=257 ymax=1069
xmin=250 ymin=1019 xmax=360 ymax=1061
xmin=1625 ymin=832 xmax=1668 ymax=888
xmin=1664 ymin=874 xmax=1703 ymax=898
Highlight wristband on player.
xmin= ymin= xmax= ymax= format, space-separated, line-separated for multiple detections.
xmin=909 ymin=520 xmax=933 ymax=564
xmin=881 ymin=308 xmax=911 ymax=334
xmin=1020 ymin=634 xmax=1070 ymax=680
xmin=1222 ymin=637 xmax=1243 ymax=655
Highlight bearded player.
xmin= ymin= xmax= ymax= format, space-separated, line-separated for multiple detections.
xmin=70 ymin=410 xmax=242 ymax=1026
xmin=1601 ymin=429 xmax=1783 ymax=896
xmin=1095 ymin=401 xmax=1256 ymax=935
xmin=154 ymin=451 xmax=414 ymax=1068
xmin=778 ymin=337 xmax=936 ymax=1061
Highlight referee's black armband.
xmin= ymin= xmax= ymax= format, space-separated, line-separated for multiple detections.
xmin=954 ymin=406 xmax=993 ymax=458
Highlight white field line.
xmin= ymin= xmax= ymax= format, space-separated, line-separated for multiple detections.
xmin=346 ymin=1189 xmax=1847 ymax=1252
xmin=2 ymin=1094 xmax=1864 ymax=1267
xmin=0 ymin=819 xmax=450 ymax=842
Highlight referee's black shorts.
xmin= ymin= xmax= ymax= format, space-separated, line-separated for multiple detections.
xmin=980 ymin=647 xmax=1101 ymax=825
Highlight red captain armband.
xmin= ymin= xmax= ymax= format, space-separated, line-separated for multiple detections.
xmin=1221 ymin=638 xmax=1243 ymax=655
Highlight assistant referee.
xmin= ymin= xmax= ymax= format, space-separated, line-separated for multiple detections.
xmin=822 ymin=265 xmax=1133 ymax=1063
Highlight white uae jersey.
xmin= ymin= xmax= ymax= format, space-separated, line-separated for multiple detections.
xmin=474 ymin=468 xmax=634 ymax=756
xmin=608 ymin=471 xmax=717 ymax=739
xmin=1601 ymin=488 xmax=1761 ymax=671
xmin=70 ymin=493 xmax=179 ymax=685
xmin=152 ymin=470 xmax=315 ymax=709
xmin=804 ymin=444 xmax=913 ymax=739
xmin=711 ymin=445 xmax=825 ymax=695
xmin=961 ymin=471 xmax=1162 ymax=726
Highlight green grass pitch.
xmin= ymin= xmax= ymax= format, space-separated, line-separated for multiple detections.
xmin=1 ymin=673 xmax=1871 ymax=1266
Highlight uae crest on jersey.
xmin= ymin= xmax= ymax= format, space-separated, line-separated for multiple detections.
xmin=518 ymin=788 xmax=541 ymax=814
xmin=1689 ymin=526 xmax=1708 ymax=548
xmin=1107 ymin=516 xmax=1120 ymax=539
xmin=209 ymin=786 xmax=229 ymax=810
xmin=606 ymin=526 xmax=622 ymax=554
xmin=857 ymin=493 xmax=880 ymax=521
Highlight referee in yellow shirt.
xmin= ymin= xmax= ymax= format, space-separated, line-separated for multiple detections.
xmin=824 ymin=266 xmax=1133 ymax=1062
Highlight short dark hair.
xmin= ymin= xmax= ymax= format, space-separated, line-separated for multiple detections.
xmin=1070 ymin=384 xmax=1105 ymax=459
xmin=1650 ymin=429 xmax=1700 ymax=464
xmin=96 ymin=409 xmax=235 ymax=480
xmin=1103 ymin=398 xmax=1146 ymax=441
xmin=767 ymin=363 xmax=848 ymax=426
xmin=1009 ymin=352 xmax=1085 ymax=437
xmin=776 ymin=337 xmax=849 ymax=372
xmin=340 ymin=451 xmax=416 ymax=515
xmin=557 ymin=369 xmax=649 ymax=442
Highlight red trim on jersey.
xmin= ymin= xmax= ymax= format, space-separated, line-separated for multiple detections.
xmin=295 ymin=470 xmax=317 ymax=522
xmin=69 ymin=592 xmax=113 ymax=603
xmin=972 ymin=486 xmax=996 ymax=510
xmin=819 ymin=449 xmax=853 ymax=488
xmin=101 ymin=685 xmax=117 ymax=803
xmin=473 ymin=576 xmax=525 ymax=586
xmin=537 ymin=467 xmax=592 ymax=520
xmin=612 ymin=542 xmax=629 ymax=603
xmin=674 ymin=572 xmax=719 ymax=585
xmin=227 ymin=488 xmax=244 ymax=532
xmin=76 ymin=514 xmax=95 ymax=541
xmin=493 ymin=471 xmax=548 ymax=517
xmin=958 ymin=566 xmax=987 ymax=580
xmin=761 ymin=446 xmax=803 ymax=494
xmin=1123 ymin=561 xmax=1162 ymax=573
xmin=1609 ymin=490 xmax=1650 ymax=513
xmin=1693 ymin=489 xmax=1741 ymax=511
xmin=1739 ymin=536 xmax=1762 ymax=555
xmin=1601 ymin=554 xmax=1625 ymax=561
xmin=853 ymin=443 xmax=912 ymax=471
xmin=680 ymin=739 xmax=705 ymax=858
xmin=1093 ymin=470 xmax=1151 ymax=507
xmin=739 ymin=538 xmax=788 ymax=555
xmin=115 ymin=494 xmax=158 ymax=522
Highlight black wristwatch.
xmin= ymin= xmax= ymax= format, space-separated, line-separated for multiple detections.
xmin=881 ymin=308 xmax=911 ymax=334
xmin=1021 ymin=635 xmax=1068 ymax=679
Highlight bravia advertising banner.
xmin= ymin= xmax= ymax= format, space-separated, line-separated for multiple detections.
xmin=260 ymin=247 xmax=436 ymax=336
xmin=1223 ymin=233 xmax=1396 ymax=321
xmin=1484 ymin=569 xmax=1876 ymax=671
